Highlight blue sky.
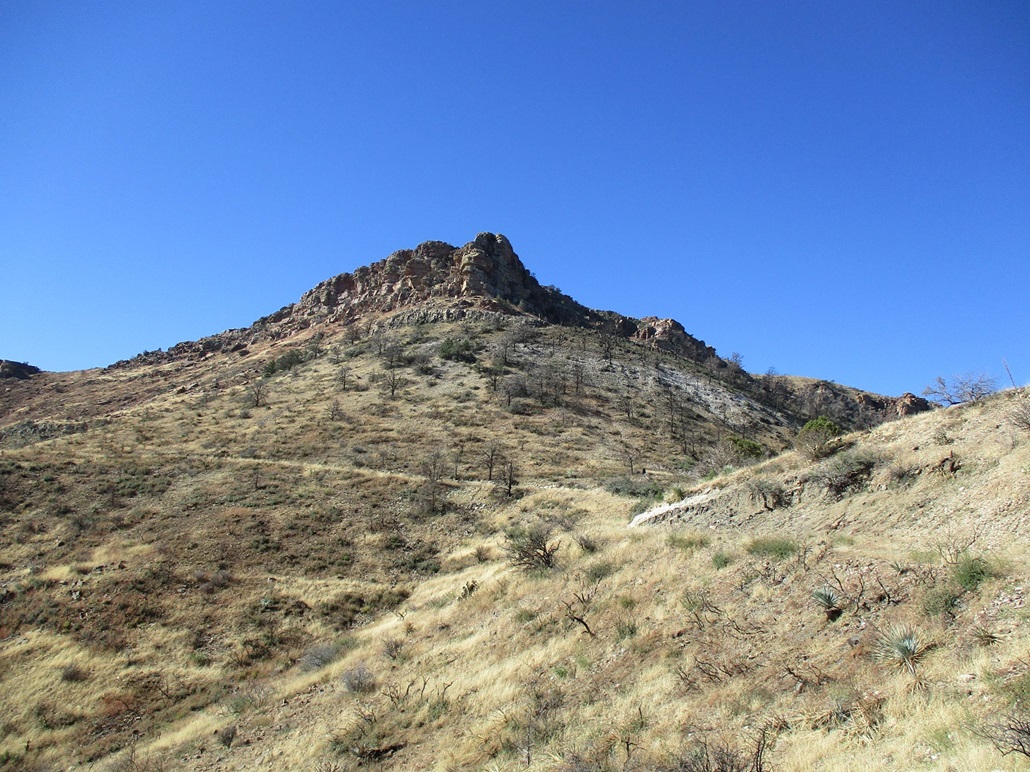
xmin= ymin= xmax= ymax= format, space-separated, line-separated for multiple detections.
xmin=2 ymin=1 xmax=1027 ymax=396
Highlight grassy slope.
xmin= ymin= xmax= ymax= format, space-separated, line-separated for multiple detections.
xmin=0 ymin=319 xmax=1027 ymax=771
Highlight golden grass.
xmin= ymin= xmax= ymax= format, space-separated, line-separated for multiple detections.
xmin=2 ymin=321 xmax=1029 ymax=770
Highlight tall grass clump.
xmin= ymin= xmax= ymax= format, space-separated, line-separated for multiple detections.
xmin=746 ymin=536 xmax=797 ymax=560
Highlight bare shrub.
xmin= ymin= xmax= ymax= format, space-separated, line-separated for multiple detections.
xmin=1009 ymin=397 xmax=1030 ymax=433
xmin=216 ymin=724 xmax=237 ymax=748
xmin=342 ymin=663 xmax=378 ymax=693
xmin=298 ymin=643 xmax=343 ymax=672
xmin=381 ymin=638 xmax=404 ymax=661
xmin=807 ymin=449 xmax=878 ymax=499
xmin=923 ymin=373 xmax=997 ymax=406
xmin=977 ymin=708 xmax=1030 ymax=758
xmin=505 ymin=524 xmax=560 ymax=570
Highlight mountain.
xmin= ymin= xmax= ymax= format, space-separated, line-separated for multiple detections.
xmin=2 ymin=235 xmax=1024 ymax=771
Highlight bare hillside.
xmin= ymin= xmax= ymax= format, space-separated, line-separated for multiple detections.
xmin=0 ymin=236 xmax=1024 ymax=771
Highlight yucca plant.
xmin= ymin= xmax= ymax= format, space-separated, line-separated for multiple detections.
xmin=812 ymin=586 xmax=844 ymax=621
xmin=874 ymin=623 xmax=929 ymax=675
xmin=971 ymin=623 xmax=1000 ymax=647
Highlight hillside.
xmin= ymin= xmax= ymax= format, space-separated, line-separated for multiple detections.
xmin=1 ymin=235 xmax=1026 ymax=771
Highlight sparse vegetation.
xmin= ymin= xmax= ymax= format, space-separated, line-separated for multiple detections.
xmin=0 ymin=265 xmax=1025 ymax=770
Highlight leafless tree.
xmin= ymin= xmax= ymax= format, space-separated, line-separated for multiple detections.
xmin=420 ymin=450 xmax=447 ymax=514
xmin=327 ymin=399 xmax=343 ymax=421
xmin=337 ymin=365 xmax=352 ymax=391
xmin=501 ymin=374 xmax=530 ymax=407
xmin=246 ymin=379 xmax=269 ymax=408
xmin=379 ymin=368 xmax=408 ymax=399
xmin=483 ymin=440 xmax=503 ymax=481
xmin=500 ymin=457 xmax=518 ymax=497
xmin=598 ymin=329 xmax=617 ymax=365
xmin=570 ymin=360 xmax=586 ymax=395
xmin=923 ymin=373 xmax=997 ymax=405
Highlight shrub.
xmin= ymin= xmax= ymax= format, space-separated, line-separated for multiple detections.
xmin=728 ymin=436 xmax=764 ymax=461
xmin=807 ymin=449 xmax=879 ymax=499
xmin=216 ymin=725 xmax=237 ymax=748
xmin=342 ymin=663 xmax=378 ymax=693
xmin=505 ymin=524 xmax=560 ymax=570
xmin=262 ymin=348 xmax=308 ymax=377
xmin=796 ymin=416 xmax=842 ymax=460
xmin=584 ymin=560 xmax=617 ymax=582
xmin=922 ymin=585 xmax=962 ymax=619
xmin=603 ymin=476 xmax=664 ymax=498
xmin=746 ymin=536 xmax=797 ymax=560
xmin=1009 ymin=397 xmax=1030 ymax=433
xmin=60 ymin=663 xmax=91 ymax=683
xmin=712 ymin=550 xmax=732 ymax=569
xmin=745 ymin=477 xmax=785 ymax=510
xmin=574 ymin=533 xmax=601 ymax=554
xmin=438 ymin=338 xmax=477 ymax=363
xmin=952 ymin=553 xmax=991 ymax=592
xmin=978 ymin=707 xmax=1030 ymax=759
xmin=298 ymin=643 xmax=343 ymax=672
xmin=616 ymin=618 xmax=638 ymax=640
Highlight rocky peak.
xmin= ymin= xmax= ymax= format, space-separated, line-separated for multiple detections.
xmin=292 ymin=233 xmax=549 ymax=322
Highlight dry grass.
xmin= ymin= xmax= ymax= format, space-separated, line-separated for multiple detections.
xmin=1 ymin=318 xmax=1028 ymax=770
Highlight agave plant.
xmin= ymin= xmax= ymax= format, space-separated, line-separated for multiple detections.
xmin=874 ymin=623 xmax=929 ymax=675
xmin=812 ymin=586 xmax=843 ymax=621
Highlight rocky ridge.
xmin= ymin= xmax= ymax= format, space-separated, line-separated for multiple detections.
xmin=110 ymin=233 xmax=721 ymax=369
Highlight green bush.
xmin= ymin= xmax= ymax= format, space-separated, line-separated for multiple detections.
xmin=952 ymin=553 xmax=991 ymax=592
xmin=604 ymin=476 xmax=664 ymax=498
xmin=438 ymin=337 xmax=477 ymax=363
xmin=728 ymin=437 xmax=764 ymax=461
xmin=263 ymin=348 xmax=309 ymax=377
xmin=584 ymin=560 xmax=617 ymax=582
xmin=922 ymin=585 xmax=961 ymax=618
xmin=796 ymin=416 xmax=842 ymax=460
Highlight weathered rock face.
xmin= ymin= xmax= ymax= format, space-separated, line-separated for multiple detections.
xmin=0 ymin=360 xmax=41 ymax=380
xmin=632 ymin=317 xmax=718 ymax=364
xmin=890 ymin=392 xmax=934 ymax=417
xmin=291 ymin=233 xmax=586 ymax=325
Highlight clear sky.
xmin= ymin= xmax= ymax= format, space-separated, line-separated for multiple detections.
xmin=2 ymin=1 xmax=1027 ymax=396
